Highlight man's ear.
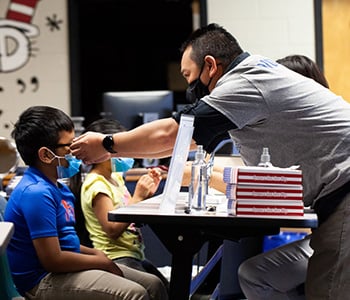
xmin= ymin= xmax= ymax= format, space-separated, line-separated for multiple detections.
xmin=38 ymin=147 xmax=53 ymax=164
xmin=204 ymin=55 xmax=219 ymax=77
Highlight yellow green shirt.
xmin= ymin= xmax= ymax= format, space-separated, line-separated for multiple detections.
xmin=81 ymin=172 xmax=144 ymax=260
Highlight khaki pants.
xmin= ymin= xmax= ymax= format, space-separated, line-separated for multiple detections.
xmin=25 ymin=264 xmax=168 ymax=300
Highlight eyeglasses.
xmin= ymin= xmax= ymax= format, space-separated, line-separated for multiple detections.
xmin=54 ymin=143 xmax=72 ymax=149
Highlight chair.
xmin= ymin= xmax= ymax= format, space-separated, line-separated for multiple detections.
xmin=0 ymin=250 xmax=23 ymax=299
xmin=0 ymin=196 xmax=23 ymax=300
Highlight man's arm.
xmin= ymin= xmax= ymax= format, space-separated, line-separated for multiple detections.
xmin=71 ymin=118 xmax=181 ymax=164
xmin=114 ymin=118 xmax=179 ymax=156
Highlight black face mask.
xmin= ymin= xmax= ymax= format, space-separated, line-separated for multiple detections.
xmin=186 ymin=65 xmax=212 ymax=103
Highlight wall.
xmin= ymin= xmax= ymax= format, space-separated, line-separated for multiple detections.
xmin=207 ymin=0 xmax=316 ymax=60
xmin=0 ymin=0 xmax=70 ymax=140
xmin=322 ymin=0 xmax=350 ymax=101
xmin=205 ymin=0 xmax=350 ymax=102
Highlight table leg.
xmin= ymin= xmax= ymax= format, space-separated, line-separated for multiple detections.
xmin=150 ymin=225 xmax=207 ymax=300
xmin=149 ymin=224 xmax=280 ymax=300
xmin=169 ymin=248 xmax=194 ymax=299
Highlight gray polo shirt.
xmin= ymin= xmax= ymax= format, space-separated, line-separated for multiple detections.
xmin=201 ymin=54 xmax=350 ymax=207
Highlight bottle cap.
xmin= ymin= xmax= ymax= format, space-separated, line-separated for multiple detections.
xmin=258 ymin=147 xmax=273 ymax=167
xmin=260 ymin=147 xmax=270 ymax=164
xmin=195 ymin=145 xmax=205 ymax=160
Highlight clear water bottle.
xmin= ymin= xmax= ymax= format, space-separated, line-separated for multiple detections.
xmin=189 ymin=145 xmax=208 ymax=211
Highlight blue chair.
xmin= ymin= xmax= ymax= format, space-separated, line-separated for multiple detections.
xmin=0 ymin=195 xmax=23 ymax=300
xmin=0 ymin=194 xmax=7 ymax=221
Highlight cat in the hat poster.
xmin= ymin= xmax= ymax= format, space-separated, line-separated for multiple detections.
xmin=0 ymin=0 xmax=70 ymax=140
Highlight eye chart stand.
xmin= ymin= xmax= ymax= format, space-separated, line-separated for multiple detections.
xmin=159 ymin=114 xmax=194 ymax=213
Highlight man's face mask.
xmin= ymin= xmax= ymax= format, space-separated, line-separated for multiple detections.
xmin=47 ymin=149 xmax=82 ymax=179
xmin=111 ymin=157 xmax=134 ymax=173
xmin=186 ymin=64 xmax=212 ymax=103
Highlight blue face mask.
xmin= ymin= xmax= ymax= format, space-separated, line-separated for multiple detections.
xmin=111 ymin=157 xmax=134 ymax=173
xmin=57 ymin=154 xmax=82 ymax=178
xmin=48 ymin=149 xmax=82 ymax=179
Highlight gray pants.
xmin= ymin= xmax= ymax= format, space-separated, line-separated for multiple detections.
xmin=238 ymin=235 xmax=312 ymax=300
xmin=306 ymin=192 xmax=350 ymax=299
xmin=238 ymin=192 xmax=350 ymax=300
xmin=24 ymin=264 xmax=168 ymax=300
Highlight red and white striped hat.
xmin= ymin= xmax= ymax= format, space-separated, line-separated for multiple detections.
xmin=0 ymin=0 xmax=40 ymax=36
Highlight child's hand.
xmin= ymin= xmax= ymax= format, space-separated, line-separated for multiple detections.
xmin=148 ymin=167 xmax=162 ymax=191
xmin=181 ymin=161 xmax=192 ymax=187
xmin=132 ymin=169 xmax=162 ymax=202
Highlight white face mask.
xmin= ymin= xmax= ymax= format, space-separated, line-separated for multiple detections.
xmin=47 ymin=149 xmax=82 ymax=179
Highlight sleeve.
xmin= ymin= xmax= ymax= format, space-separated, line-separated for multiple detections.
xmin=172 ymin=101 xmax=237 ymax=153
xmin=83 ymin=175 xmax=114 ymax=209
xmin=22 ymin=186 xmax=58 ymax=239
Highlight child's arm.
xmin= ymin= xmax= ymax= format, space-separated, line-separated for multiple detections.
xmin=92 ymin=192 xmax=130 ymax=240
xmin=33 ymin=236 xmax=123 ymax=276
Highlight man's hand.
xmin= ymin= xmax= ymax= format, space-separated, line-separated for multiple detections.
xmin=70 ymin=131 xmax=111 ymax=164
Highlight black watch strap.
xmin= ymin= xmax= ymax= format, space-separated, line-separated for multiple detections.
xmin=102 ymin=135 xmax=117 ymax=153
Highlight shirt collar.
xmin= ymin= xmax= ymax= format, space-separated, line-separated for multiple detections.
xmin=224 ymin=52 xmax=250 ymax=74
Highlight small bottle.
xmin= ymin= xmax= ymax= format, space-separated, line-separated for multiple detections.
xmin=258 ymin=147 xmax=273 ymax=167
xmin=189 ymin=145 xmax=208 ymax=211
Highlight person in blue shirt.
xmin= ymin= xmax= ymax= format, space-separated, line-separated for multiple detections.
xmin=4 ymin=105 xmax=168 ymax=300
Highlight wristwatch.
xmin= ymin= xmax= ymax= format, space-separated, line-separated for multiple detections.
xmin=102 ymin=135 xmax=117 ymax=153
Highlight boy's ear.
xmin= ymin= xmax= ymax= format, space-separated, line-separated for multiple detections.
xmin=38 ymin=147 xmax=53 ymax=164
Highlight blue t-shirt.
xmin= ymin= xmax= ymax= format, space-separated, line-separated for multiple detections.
xmin=4 ymin=167 xmax=80 ymax=295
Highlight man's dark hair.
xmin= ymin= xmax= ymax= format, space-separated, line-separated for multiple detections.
xmin=180 ymin=23 xmax=243 ymax=70
xmin=11 ymin=106 xmax=74 ymax=166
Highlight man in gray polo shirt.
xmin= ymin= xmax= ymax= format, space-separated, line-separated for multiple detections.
xmin=72 ymin=23 xmax=350 ymax=300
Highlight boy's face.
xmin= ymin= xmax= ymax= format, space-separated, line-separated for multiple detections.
xmin=37 ymin=129 xmax=76 ymax=182
xmin=50 ymin=130 xmax=75 ymax=168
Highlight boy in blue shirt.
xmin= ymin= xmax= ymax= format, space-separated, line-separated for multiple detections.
xmin=5 ymin=106 xmax=167 ymax=300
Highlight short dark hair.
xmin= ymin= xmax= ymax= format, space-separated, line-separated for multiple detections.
xmin=180 ymin=23 xmax=243 ymax=70
xmin=276 ymin=55 xmax=329 ymax=88
xmin=11 ymin=106 xmax=74 ymax=166
xmin=83 ymin=118 xmax=126 ymax=135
